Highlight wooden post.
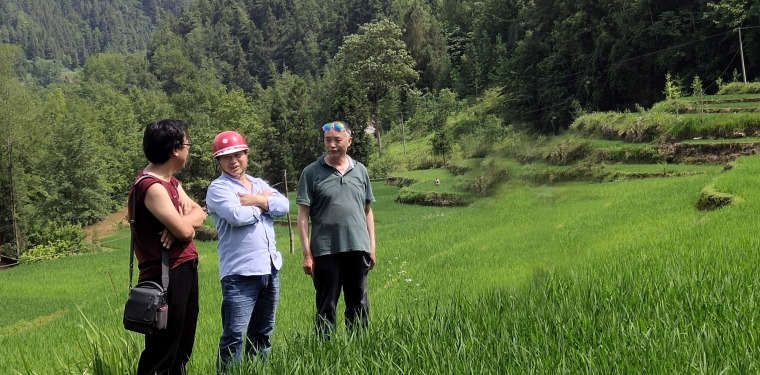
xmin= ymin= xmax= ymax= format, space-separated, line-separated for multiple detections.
xmin=700 ymin=89 xmax=705 ymax=123
xmin=739 ymin=28 xmax=747 ymax=85
xmin=401 ymin=111 xmax=406 ymax=156
xmin=283 ymin=170 xmax=295 ymax=254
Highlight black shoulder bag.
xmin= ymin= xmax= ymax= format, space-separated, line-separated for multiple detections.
xmin=123 ymin=176 xmax=169 ymax=334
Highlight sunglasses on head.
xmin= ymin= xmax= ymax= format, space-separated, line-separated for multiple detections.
xmin=322 ymin=122 xmax=347 ymax=132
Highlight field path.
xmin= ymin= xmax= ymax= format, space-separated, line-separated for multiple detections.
xmin=86 ymin=208 xmax=128 ymax=243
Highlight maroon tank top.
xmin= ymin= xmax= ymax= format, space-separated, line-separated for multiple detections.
xmin=128 ymin=172 xmax=198 ymax=281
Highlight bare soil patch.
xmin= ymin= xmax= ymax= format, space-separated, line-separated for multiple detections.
xmin=86 ymin=208 xmax=129 ymax=243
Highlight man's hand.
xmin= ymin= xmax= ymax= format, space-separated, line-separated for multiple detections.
xmin=302 ymin=253 xmax=314 ymax=278
xmin=238 ymin=190 xmax=273 ymax=209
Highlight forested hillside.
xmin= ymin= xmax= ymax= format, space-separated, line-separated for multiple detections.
xmin=1 ymin=0 xmax=760 ymax=261
xmin=0 ymin=0 xmax=191 ymax=67
xmin=145 ymin=0 xmax=760 ymax=133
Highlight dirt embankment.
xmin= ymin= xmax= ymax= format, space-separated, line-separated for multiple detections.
xmin=86 ymin=208 xmax=129 ymax=243
xmin=661 ymin=141 xmax=760 ymax=164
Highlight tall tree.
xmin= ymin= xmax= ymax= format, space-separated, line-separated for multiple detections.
xmin=36 ymin=89 xmax=111 ymax=226
xmin=335 ymin=19 xmax=418 ymax=157
xmin=0 ymin=44 xmax=31 ymax=257
xmin=282 ymin=74 xmax=320 ymax=179
xmin=392 ymin=0 xmax=450 ymax=90
xmin=329 ymin=70 xmax=373 ymax=167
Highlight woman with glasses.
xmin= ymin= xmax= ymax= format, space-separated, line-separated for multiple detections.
xmin=129 ymin=118 xmax=206 ymax=374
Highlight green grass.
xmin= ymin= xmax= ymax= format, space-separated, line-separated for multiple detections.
xmin=587 ymin=139 xmax=650 ymax=148
xmin=379 ymin=134 xmax=439 ymax=170
xmin=699 ymin=101 xmax=760 ymax=109
xmin=390 ymin=168 xmax=458 ymax=193
xmin=4 ymin=155 xmax=760 ymax=373
xmin=601 ymin=163 xmax=724 ymax=173
xmin=679 ymin=93 xmax=760 ymax=103
xmin=681 ymin=137 xmax=760 ymax=145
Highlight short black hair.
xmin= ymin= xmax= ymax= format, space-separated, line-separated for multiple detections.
xmin=143 ymin=119 xmax=188 ymax=164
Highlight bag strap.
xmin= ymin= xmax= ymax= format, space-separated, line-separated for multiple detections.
xmin=129 ymin=175 xmax=170 ymax=291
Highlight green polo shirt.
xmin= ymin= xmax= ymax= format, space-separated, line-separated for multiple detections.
xmin=296 ymin=155 xmax=375 ymax=257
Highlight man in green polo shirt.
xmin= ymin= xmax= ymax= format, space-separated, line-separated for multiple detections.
xmin=296 ymin=120 xmax=376 ymax=340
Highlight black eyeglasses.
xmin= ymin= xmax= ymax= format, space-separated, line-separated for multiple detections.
xmin=182 ymin=143 xmax=192 ymax=149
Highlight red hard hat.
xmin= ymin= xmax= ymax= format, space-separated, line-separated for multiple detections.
xmin=213 ymin=131 xmax=249 ymax=158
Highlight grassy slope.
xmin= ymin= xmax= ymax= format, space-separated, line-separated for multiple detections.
xmin=3 ymin=153 xmax=760 ymax=372
xmin=3 ymin=94 xmax=760 ymax=373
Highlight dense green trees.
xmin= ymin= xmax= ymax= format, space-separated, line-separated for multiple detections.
xmin=2 ymin=0 xmax=760 ymax=259
xmin=481 ymin=0 xmax=760 ymax=133
xmin=0 ymin=0 xmax=191 ymax=68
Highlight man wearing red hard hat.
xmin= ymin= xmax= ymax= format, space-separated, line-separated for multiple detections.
xmin=205 ymin=131 xmax=290 ymax=371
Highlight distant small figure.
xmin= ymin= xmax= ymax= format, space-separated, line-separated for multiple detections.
xmin=434 ymin=178 xmax=440 ymax=186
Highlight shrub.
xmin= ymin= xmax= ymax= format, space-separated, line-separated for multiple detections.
xmin=695 ymin=186 xmax=735 ymax=211
xmin=396 ymin=188 xmax=470 ymax=206
xmin=522 ymin=163 xmax=607 ymax=184
xmin=571 ymin=112 xmax=630 ymax=140
xmin=20 ymin=221 xmax=92 ymax=263
xmin=663 ymin=72 xmax=683 ymax=100
xmin=544 ymin=138 xmax=590 ymax=166
xmin=649 ymin=100 xmax=693 ymax=114
xmin=445 ymin=164 xmax=471 ymax=176
xmin=386 ymin=176 xmax=417 ymax=188
xmin=691 ymin=75 xmax=703 ymax=96
xmin=194 ymin=226 xmax=219 ymax=242
xmin=588 ymin=145 xmax=664 ymax=164
xmin=453 ymin=157 xmax=509 ymax=196
xmin=20 ymin=241 xmax=73 ymax=263
xmin=369 ymin=154 xmax=400 ymax=178
xmin=717 ymin=82 xmax=760 ymax=95
xmin=572 ymin=111 xmax=665 ymax=143
xmin=493 ymin=131 xmax=546 ymax=163
xmin=27 ymin=220 xmax=87 ymax=248
xmin=457 ymin=114 xmax=508 ymax=158
xmin=415 ymin=154 xmax=443 ymax=170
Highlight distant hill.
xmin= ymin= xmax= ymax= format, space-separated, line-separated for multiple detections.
xmin=0 ymin=0 xmax=192 ymax=67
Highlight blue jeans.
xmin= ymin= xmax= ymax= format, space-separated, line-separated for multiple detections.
xmin=218 ymin=268 xmax=279 ymax=371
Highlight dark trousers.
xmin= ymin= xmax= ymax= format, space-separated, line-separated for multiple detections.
xmin=137 ymin=260 xmax=199 ymax=375
xmin=312 ymin=251 xmax=371 ymax=339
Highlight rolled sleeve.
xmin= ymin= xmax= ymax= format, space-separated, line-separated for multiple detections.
xmin=206 ymin=181 xmax=261 ymax=227
xmin=266 ymin=193 xmax=290 ymax=218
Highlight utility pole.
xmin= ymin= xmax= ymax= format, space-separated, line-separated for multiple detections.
xmin=738 ymin=28 xmax=748 ymax=85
